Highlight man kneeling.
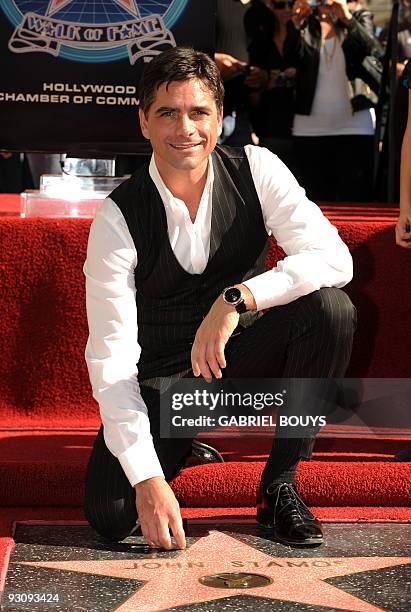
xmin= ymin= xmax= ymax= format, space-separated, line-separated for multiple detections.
xmin=83 ymin=47 xmax=355 ymax=550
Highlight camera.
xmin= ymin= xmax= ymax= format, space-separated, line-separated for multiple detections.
xmin=275 ymin=72 xmax=295 ymax=88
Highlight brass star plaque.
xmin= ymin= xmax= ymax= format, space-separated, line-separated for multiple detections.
xmin=199 ymin=572 xmax=273 ymax=589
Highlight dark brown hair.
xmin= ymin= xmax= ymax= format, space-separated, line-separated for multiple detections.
xmin=138 ymin=47 xmax=224 ymax=114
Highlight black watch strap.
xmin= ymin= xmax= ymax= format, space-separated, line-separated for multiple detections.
xmin=235 ymin=299 xmax=247 ymax=314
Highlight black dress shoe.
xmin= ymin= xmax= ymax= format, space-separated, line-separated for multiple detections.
xmin=184 ymin=440 xmax=225 ymax=467
xmin=256 ymin=482 xmax=323 ymax=547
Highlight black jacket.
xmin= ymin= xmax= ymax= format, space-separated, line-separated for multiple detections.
xmin=293 ymin=15 xmax=381 ymax=115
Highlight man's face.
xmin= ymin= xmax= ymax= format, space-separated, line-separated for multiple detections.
xmin=139 ymin=78 xmax=223 ymax=175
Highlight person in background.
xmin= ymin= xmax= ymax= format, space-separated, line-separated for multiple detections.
xmin=215 ymin=0 xmax=268 ymax=145
xmin=378 ymin=1 xmax=411 ymax=203
xmin=346 ymin=0 xmax=374 ymax=35
xmin=345 ymin=0 xmax=380 ymax=117
xmin=397 ymin=65 xmax=411 ymax=248
xmin=0 ymin=152 xmax=33 ymax=193
xmin=379 ymin=0 xmax=411 ymax=70
xmin=393 ymin=65 xmax=411 ymax=463
xmin=247 ymin=0 xmax=299 ymax=169
xmin=291 ymin=0 xmax=381 ymax=203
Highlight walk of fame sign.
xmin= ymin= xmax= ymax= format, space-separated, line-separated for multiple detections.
xmin=0 ymin=0 xmax=212 ymax=153
xmin=3 ymin=522 xmax=411 ymax=611
xmin=4 ymin=0 xmax=183 ymax=64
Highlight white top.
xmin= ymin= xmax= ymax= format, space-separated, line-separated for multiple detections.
xmin=84 ymin=145 xmax=353 ymax=487
xmin=293 ymin=36 xmax=375 ymax=137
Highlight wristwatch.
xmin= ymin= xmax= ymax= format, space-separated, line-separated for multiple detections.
xmin=222 ymin=286 xmax=247 ymax=314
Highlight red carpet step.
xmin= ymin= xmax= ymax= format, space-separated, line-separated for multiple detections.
xmin=172 ymin=462 xmax=411 ymax=507
xmin=1 ymin=459 xmax=410 ymax=508
xmin=0 ymin=210 xmax=410 ymax=433
xmin=0 ymin=432 xmax=410 ymax=507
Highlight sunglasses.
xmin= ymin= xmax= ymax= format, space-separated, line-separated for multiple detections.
xmin=271 ymin=0 xmax=295 ymax=8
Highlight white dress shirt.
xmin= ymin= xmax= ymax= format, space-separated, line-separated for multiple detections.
xmin=84 ymin=145 xmax=353 ymax=487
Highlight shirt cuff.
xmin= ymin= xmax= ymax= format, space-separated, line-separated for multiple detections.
xmin=117 ymin=437 xmax=165 ymax=487
xmin=243 ymin=270 xmax=291 ymax=311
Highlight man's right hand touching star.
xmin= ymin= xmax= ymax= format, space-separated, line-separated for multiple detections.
xmin=135 ymin=477 xmax=186 ymax=550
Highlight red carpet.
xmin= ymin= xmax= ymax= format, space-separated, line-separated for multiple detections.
xmin=1 ymin=200 xmax=410 ymax=594
xmin=0 ymin=431 xmax=410 ymax=507
xmin=0 ymin=208 xmax=409 ymax=431
xmin=173 ymin=462 xmax=411 ymax=507
xmin=0 ymin=193 xmax=20 ymax=215
xmin=2 ymin=458 xmax=410 ymax=507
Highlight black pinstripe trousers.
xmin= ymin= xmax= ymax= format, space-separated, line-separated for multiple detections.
xmin=85 ymin=287 xmax=356 ymax=541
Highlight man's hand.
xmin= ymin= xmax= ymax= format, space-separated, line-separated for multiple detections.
xmin=214 ymin=53 xmax=247 ymax=79
xmin=191 ymin=285 xmax=256 ymax=381
xmin=191 ymin=297 xmax=239 ymax=380
xmin=135 ymin=477 xmax=186 ymax=550
xmin=395 ymin=213 xmax=411 ymax=248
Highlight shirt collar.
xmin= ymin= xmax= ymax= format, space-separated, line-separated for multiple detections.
xmin=148 ymin=153 xmax=214 ymax=209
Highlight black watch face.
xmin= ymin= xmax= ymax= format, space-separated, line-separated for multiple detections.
xmin=225 ymin=287 xmax=241 ymax=304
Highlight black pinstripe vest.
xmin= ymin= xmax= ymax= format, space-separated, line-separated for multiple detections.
xmin=110 ymin=146 xmax=268 ymax=380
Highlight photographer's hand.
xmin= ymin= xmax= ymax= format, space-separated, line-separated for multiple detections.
xmin=329 ymin=0 xmax=352 ymax=23
xmin=268 ymin=69 xmax=281 ymax=89
xmin=214 ymin=53 xmax=247 ymax=79
xmin=245 ymin=66 xmax=269 ymax=90
xmin=292 ymin=0 xmax=312 ymax=28
xmin=283 ymin=67 xmax=297 ymax=79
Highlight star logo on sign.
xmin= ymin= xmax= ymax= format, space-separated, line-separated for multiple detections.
xmin=18 ymin=530 xmax=411 ymax=611
xmin=47 ymin=0 xmax=141 ymax=18
xmin=47 ymin=0 xmax=73 ymax=15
